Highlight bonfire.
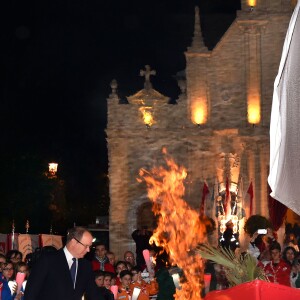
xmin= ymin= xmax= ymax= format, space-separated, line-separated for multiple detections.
xmin=138 ymin=148 xmax=207 ymax=299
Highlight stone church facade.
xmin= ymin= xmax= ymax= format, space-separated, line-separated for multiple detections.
xmin=106 ymin=0 xmax=295 ymax=258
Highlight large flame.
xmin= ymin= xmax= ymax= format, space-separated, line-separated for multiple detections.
xmin=138 ymin=148 xmax=207 ymax=299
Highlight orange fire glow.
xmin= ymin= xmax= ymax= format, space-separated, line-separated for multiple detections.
xmin=138 ymin=149 xmax=207 ymax=299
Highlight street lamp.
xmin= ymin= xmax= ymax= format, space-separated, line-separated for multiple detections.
xmin=48 ymin=163 xmax=58 ymax=178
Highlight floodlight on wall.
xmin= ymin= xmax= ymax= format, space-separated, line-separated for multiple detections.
xmin=139 ymin=106 xmax=153 ymax=128
xmin=247 ymin=95 xmax=261 ymax=125
xmin=248 ymin=0 xmax=256 ymax=10
xmin=191 ymin=98 xmax=207 ymax=125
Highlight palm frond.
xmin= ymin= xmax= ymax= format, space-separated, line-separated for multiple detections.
xmin=197 ymin=244 xmax=269 ymax=286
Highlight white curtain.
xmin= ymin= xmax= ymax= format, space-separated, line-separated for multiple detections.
xmin=268 ymin=1 xmax=300 ymax=215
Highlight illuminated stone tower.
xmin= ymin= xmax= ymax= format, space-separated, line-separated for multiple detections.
xmin=106 ymin=2 xmax=294 ymax=258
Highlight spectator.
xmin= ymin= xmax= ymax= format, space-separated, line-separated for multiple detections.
xmin=130 ymin=266 xmax=158 ymax=300
xmin=124 ymin=251 xmax=136 ymax=267
xmin=263 ymin=242 xmax=291 ymax=286
xmin=283 ymin=233 xmax=299 ymax=252
xmin=15 ymin=262 xmax=30 ymax=294
xmin=1 ymin=261 xmax=19 ymax=299
xmin=94 ymin=270 xmax=105 ymax=287
xmin=0 ymin=254 xmax=6 ymax=275
xmin=125 ymin=262 xmax=133 ymax=271
xmin=282 ymin=246 xmax=298 ymax=266
xmin=248 ymin=228 xmax=275 ymax=264
xmin=95 ymin=271 xmax=114 ymax=300
xmin=92 ymin=244 xmax=114 ymax=273
xmin=132 ymin=228 xmax=153 ymax=268
xmin=156 ymin=267 xmax=176 ymax=300
xmin=103 ymin=272 xmax=114 ymax=290
xmin=107 ymin=251 xmax=116 ymax=267
xmin=116 ymin=270 xmax=132 ymax=300
xmin=291 ymin=261 xmax=300 ymax=288
xmin=6 ymin=251 xmax=22 ymax=265
xmin=115 ymin=261 xmax=128 ymax=286
xmin=220 ymin=221 xmax=239 ymax=252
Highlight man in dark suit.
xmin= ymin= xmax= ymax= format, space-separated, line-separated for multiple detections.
xmin=24 ymin=227 xmax=104 ymax=300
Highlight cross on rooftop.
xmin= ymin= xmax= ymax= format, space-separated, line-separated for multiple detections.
xmin=140 ymin=65 xmax=156 ymax=90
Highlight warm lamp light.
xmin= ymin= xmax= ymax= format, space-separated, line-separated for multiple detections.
xmin=139 ymin=107 xmax=153 ymax=128
xmin=218 ymin=215 xmax=239 ymax=234
xmin=48 ymin=163 xmax=58 ymax=178
xmin=231 ymin=215 xmax=239 ymax=233
xmin=248 ymin=0 xmax=256 ymax=6
xmin=247 ymin=103 xmax=261 ymax=125
xmin=248 ymin=96 xmax=261 ymax=125
xmin=192 ymin=100 xmax=207 ymax=125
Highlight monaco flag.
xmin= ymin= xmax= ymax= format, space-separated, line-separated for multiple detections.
xmin=246 ymin=181 xmax=254 ymax=217
xmin=200 ymin=181 xmax=209 ymax=216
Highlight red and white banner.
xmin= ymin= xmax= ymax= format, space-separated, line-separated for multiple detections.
xmin=224 ymin=178 xmax=231 ymax=216
xmin=200 ymin=181 xmax=209 ymax=216
xmin=40 ymin=234 xmax=63 ymax=249
xmin=246 ymin=181 xmax=254 ymax=217
xmin=17 ymin=234 xmax=39 ymax=260
xmin=18 ymin=234 xmax=32 ymax=260
xmin=0 ymin=233 xmax=63 ymax=255
xmin=0 ymin=234 xmax=7 ymax=254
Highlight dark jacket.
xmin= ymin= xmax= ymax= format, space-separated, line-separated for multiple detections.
xmin=24 ymin=248 xmax=103 ymax=300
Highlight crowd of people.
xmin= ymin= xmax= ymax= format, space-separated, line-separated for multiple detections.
xmin=1 ymin=224 xmax=300 ymax=300
xmin=247 ymin=229 xmax=300 ymax=288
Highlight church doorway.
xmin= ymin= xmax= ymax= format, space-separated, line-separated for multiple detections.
xmin=136 ymin=202 xmax=157 ymax=231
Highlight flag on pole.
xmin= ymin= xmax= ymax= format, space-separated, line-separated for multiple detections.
xmin=40 ymin=234 xmax=63 ymax=249
xmin=224 ymin=177 xmax=231 ymax=215
xmin=211 ymin=179 xmax=218 ymax=219
xmin=0 ymin=234 xmax=7 ymax=254
xmin=237 ymin=177 xmax=244 ymax=209
xmin=18 ymin=234 xmax=34 ymax=261
xmin=247 ymin=181 xmax=254 ymax=216
xmin=200 ymin=181 xmax=209 ymax=216
xmin=7 ymin=233 xmax=19 ymax=251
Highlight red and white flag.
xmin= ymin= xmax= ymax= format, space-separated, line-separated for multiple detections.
xmin=40 ymin=234 xmax=63 ymax=249
xmin=200 ymin=181 xmax=209 ymax=216
xmin=0 ymin=234 xmax=8 ymax=254
xmin=224 ymin=178 xmax=231 ymax=216
xmin=246 ymin=181 xmax=254 ymax=217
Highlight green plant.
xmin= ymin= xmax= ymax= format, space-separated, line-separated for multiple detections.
xmin=197 ymin=244 xmax=269 ymax=287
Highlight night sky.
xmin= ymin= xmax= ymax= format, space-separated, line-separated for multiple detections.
xmin=1 ymin=0 xmax=240 ymax=233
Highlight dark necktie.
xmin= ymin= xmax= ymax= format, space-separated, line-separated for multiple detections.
xmin=70 ymin=257 xmax=76 ymax=285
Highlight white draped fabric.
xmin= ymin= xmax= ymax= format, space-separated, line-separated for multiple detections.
xmin=268 ymin=1 xmax=300 ymax=215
